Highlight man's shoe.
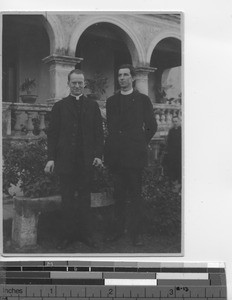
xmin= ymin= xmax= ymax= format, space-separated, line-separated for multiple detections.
xmin=132 ymin=235 xmax=144 ymax=247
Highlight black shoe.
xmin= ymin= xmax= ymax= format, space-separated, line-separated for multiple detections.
xmin=132 ymin=235 xmax=144 ymax=247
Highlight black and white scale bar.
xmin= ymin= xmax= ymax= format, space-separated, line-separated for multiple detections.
xmin=0 ymin=262 xmax=226 ymax=272
xmin=0 ymin=262 xmax=227 ymax=299
xmin=3 ymin=279 xmax=105 ymax=285
xmin=0 ymin=271 xmax=225 ymax=285
xmin=0 ymin=284 xmax=227 ymax=298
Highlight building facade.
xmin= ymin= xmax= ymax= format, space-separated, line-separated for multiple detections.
xmin=2 ymin=12 xmax=182 ymax=141
xmin=3 ymin=13 xmax=181 ymax=103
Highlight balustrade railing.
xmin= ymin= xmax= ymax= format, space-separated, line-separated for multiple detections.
xmin=153 ymin=103 xmax=181 ymax=137
xmin=2 ymin=101 xmax=181 ymax=161
xmin=3 ymin=101 xmax=181 ymax=140
xmin=3 ymin=102 xmax=53 ymax=140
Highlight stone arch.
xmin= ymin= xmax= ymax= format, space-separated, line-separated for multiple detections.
xmin=41 ymin=14 xmax=66 ymax=54
xmin=146 ymin=31 xmax=181 ymax=65
xmin=147 ymin=31 xmax=181 ymax=103
xmin=69 ymin=15 xmax=145 ymax=65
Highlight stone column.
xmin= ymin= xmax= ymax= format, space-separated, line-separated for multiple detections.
xmin=38 ymin=111 xmax=47 ymax=137
xmin=26 ymin=112 xmax=35 ymax=137
xmin=13 ymin=111 xmax=23 ymax=137
xmin=42 ymin=54 xmax=83 ymax=104
xmin=2 ymin=102 xmax=12 ymax=136
xmin=135 ymin=66 xmax=157 ymax=95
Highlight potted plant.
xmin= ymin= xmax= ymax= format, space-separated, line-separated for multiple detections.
xmin=85 ymin=72 xmax=108 ymax=101
xmin=20 ymin=77 xmax=37 ymax=104
xmin=3 ymin=138 xmax=60 ymax=248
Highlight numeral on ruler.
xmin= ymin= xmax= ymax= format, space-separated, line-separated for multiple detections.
xmin=45 ymin=262 xmax=54 ymax=267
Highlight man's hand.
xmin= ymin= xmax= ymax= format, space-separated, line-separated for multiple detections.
xmin=44 ymin=160 xmax=55 ymax=174
xmin=92 ymin=158 xmax=103 ymax=168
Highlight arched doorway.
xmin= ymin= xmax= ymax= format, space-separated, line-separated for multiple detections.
xmin=75 ymin=22 xmax=133 ymax=103
xmin=2 ymin=15 xmax=50 ymax=103
xmin=149 ymin=37 xmax=181 ymax=103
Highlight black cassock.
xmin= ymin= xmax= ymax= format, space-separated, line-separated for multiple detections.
xmin=105 ymin=90 xmax=157 ymax=241
xmin=47 ymin=95 xmax=104 ymax=242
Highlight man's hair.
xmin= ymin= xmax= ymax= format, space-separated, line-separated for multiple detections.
xmin=68 ymin=69 xmax=85 ymax=81
xmin=117 ymin=64 xmax=136 ymax=77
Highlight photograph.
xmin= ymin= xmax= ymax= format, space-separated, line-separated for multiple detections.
xmin=2 ymin=12 xmax=182 ymax=255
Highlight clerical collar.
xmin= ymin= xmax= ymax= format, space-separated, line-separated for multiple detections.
xmin=70 ymin=94 xmax=82 ymax=100
xmin=120 ymin=88 xmax=133 ymax=95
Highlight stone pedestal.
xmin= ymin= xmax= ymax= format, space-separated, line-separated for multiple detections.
xmin=11 ymin=192 xmax=113 ymax=248
xmin=12 ymin=197 xmax=39 ymax=248
xmin=42 ymin=54 xmax=83 ymax=103
xmin=12 ymin=196 xmax=61 ymax=248
xmin=135 ymin=66 xmax=157 ymax=95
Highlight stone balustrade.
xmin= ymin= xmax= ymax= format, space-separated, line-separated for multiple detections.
xmin=153 ymin=103 xmax=181 ymax=138
xmin=3 ymin=102 xmax=53 ymax=140
xmin=2 ymin=101 xmax=181 ymax=163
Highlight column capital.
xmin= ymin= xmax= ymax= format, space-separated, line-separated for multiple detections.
xmin=42 ymin=54 xmax=83 ymax=66
xmin=135 ymin=66 xmax=156 ymax=95
xmin=42 ymin=54 xmax=83 ymax=101
xmin=135 ymin=66 xmax=157 ymax=75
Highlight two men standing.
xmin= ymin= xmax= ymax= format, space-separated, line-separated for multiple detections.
xmin=45 ymin=65 xmax=157 ymax=249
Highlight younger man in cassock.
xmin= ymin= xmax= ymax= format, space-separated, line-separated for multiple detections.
xmin=105 ymin=64 xmax=157 ymax=246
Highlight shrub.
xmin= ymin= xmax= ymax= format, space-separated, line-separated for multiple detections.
xmin=3 ymin=138 xmax=60 ymax=198
xmin=142 ymin=164 xmax=181 ymax=236
xmin=2 ymin=137 xmax=113 ymax=197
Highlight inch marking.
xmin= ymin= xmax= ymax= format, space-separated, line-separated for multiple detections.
xmin=45 ymin=262 xmax=54 ymax=268
xmin=0 ymin=284 xmax=227 ymax=299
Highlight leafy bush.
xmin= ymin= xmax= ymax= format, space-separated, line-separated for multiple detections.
xmin=3 ymin=138 xmax=60 ymax=198
xmin=2 ymin=137 xmax=113 ymax=197
xmin=142 ymin=164 xmax=181 ymax=236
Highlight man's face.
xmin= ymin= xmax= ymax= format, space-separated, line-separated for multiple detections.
xmin=118 ymin=68 xmax=134 ymax=91
xmin=173 ymin=117 xmax=180 ymax=129
xmin=68 ymin=73 xmax=85 ymax=96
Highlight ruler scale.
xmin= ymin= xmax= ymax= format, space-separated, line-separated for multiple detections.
xmin=0 ymin=262 xmax=227 ymax=299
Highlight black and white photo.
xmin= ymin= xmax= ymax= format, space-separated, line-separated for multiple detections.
xmin=2 ymin=12 xmax=182 ymax=254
